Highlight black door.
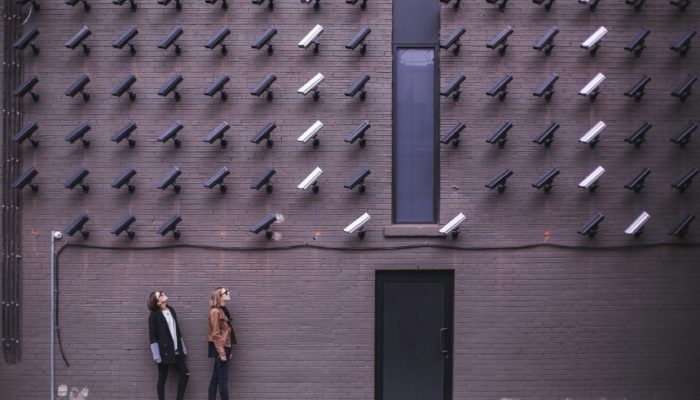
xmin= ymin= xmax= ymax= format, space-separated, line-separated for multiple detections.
xmin=375 ymin=271 xmax=454 ymax=400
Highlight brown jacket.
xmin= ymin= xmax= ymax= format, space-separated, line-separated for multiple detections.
xmin=208 ymin=307 xmax=237 ymax=358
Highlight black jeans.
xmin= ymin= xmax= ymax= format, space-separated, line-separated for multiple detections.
xmin=208 ymin=347 xmax=232 ymax=400
xmin=157 ymin=353 xmax=189 ymax=400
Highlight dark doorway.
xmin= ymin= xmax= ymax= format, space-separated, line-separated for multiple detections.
xmin=375 ymin=270 xmax=454 ymax=400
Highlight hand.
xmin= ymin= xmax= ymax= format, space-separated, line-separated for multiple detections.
xmin=219 ymin=355 xmax=226 ymax=362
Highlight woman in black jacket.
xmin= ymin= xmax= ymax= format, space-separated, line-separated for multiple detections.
xmin=148 ymin=290 xmax=189 ymax=400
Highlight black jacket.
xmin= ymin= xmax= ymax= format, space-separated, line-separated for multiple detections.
xmin=149 ymin=305 xmax=187 ymax=365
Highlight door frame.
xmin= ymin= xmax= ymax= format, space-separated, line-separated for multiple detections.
xmin=374 ymin=270 xmax=454 ymax=400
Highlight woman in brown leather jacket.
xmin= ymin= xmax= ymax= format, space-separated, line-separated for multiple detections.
xmin=207 ymin=287 xmax=237 ymax=400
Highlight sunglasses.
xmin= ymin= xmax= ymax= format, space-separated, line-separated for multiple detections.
xmin=157 ymin=291 xmax=166 ymax=298
xmin=221 ymin=289 xmax=229 ymax=296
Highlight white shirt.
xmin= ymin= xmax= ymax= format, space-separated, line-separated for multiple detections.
xmin=161 ymin=309 xmax=178 ymax=352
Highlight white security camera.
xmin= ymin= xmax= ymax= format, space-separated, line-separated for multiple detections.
xmin=578 ymin=166 xmax=605 ymax=192
xmin=344 ymin=212 xmax=371 ymax=239
xmin=298 ymin=73 xmax=325 ymax=100
xmin=298 ymin=120 xmax=323 ymax=146
xmin=581 ymin=26 xmax=607 ymax=53
xmin=439 ymin=212 xmax=466 ymax=238
xmin=579 ymin=73 xmax=605 ymax=100
xmin=298 ymin=167 xmax=323 ymax=192
xmin=298 ymin=24 xmax=323 ymax=50
xmin=579 ymin=121 xmax=606 ymax=147
xmin=624 ymin=211 xmax=650 ymax=237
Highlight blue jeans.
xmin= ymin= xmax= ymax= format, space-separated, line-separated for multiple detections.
xmin=208 ymin=347 xmax=231 ymax=400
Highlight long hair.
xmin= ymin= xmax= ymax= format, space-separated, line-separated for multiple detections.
xmin=147 ymin=291 xmax=160 ymax=311
xmin=209 ymin=287 xmax=226 ymax=308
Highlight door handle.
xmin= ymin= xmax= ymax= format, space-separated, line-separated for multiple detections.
xmin=439 ymin=328 xmax=450 ymax=358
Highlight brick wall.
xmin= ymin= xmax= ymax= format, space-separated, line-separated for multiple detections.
xmin=1 ymin=0 xmax=699 ymax=398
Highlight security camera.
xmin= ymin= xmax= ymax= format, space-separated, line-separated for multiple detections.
xmin=533 ymin=0 xmax=555 ymax=10
xmin=344 ymin=166 xmax=370 ymax=193
xmin=579 ymin=121 xmax=606 ymax=148
xmin=65 ymin=123 xmax=91 ymax=147
xmin=624 ymin=75 xmax=651 ymax=102
xmin=112 ymin=27 xmax=138 ymax=55
xmin=672 ymin=167 xmax=698 ymax=193
xmin=439 ymin=212 xmax=466 ymax=238
xmin=624 ymin=168 xmax=651 ymax=192
xmin=157 ymin=215 xmax=182 ymax=238
xmin=532 ymin=168 xmax=560 ymax=193
xmin=670 ymin=214 xmax=695 ymax=238
xmin=65 ymin=74 xmax=91 ymax=102
xmin=157 ymin=0 xmax=181 ymax=10
xmin=625 ymin=122 xmax=652 ymax=148
xmin=111 ymin=215 xmax=136 ymax=239
xmin=486 ymin=26 xmax=513 ymax=55
xmin=113 ymin=0 xmax=137 ymax=10
xmin=298 ymin=24 xmax=323 ymax=54
xmin=670 ymin=0 xmax=690 ymax=11
xmin=111 ymin=121 xmax=137 ymax=147
xmin=533 ymin=73 xmax=559 ymax=100
xmin=485 ymin=0 xmax=508 ymax=10
xmin=204 ymin=166 xmax=230 ymax=193
xmin=345 ymin=74 xmax=370 ymax=101
xmin=252 ymin=0 xmax=273 ymax=10
xmin=65 ymin=0 xmax=91 ymax=11
xmin=625 ymin=0 xmax=644 ymax=10
xmin=65 ymin=213 xmax=90 ymax=238
xmin=581 ymin=26 xmax=608 ymax=55
xmin=625 ymin=28 xmax=651 ymax=57
xmin=533 ymin=26 xmax=559 ymax=55
xmin=671 ymin=74 xmax=697 ymax=102
xmin=485 ymin=169 xmax=513 ymax=192
xmin=533 ymin=121 xmax=559 ymax=148
xmin=486 ymin=74 xmax=513 ymax=101
xmin=579 ymin=73 xmax=605 ymax=101
xmin=251 ymin=73 xmax=276 ymax=101
xmin=17 ymin=0 xmax=41 ymax=12
xmin=670 ymin=122 xmax=697 ymax=148
xmin=344 ymin=212 xmax=371 ymax=239
xmin=112 ymin=74 xmax=137 ymax=101
xmin=345 ymin=120 xmax=371 ymax=147
xmin=13 ymin=75 xmax=40 ymax=102
xmin=440 ymin=26 xmax=465 ymax=55
xmin=578 ymin=166 xmax=605 ymax=192
xmin=158 ymin=121 xmax=183 ymax=148
xmin=250 ymin=167 xmax=275 ymax=192
xmin=440 ymin=122 xmax=465 ymax=148
xmin=205 ymin=27 xmax=230 ymax=55
xmin=205 ymin=0 xmax=227 ymax=9
xmin=671 ymin=28 xmax=695 ymax=57
xmin=578 ymin=212 xmax=604 ymax=238
xmin=624 ymin=211 xmax=650 ymax=237
xmin=298 ymin=167 xmax=323 ymax=192
xmin=440 ymin=74 xmax=465 ymax=101
xmin=298 ymin=120 xmax=323 ymax=147
xmin=346 ymin=26 xmax=371 ymax=55
xmin=487 ymin=121 xmax=512 ymax=148
xmin=204 ymin=75 xmax=230 ymax=101
xmin=14 ymin=27 xmax=40 ymax=55
xmin=578 ymin=0 xmax=599 ymax=10
xmin=14 ymin=121 xmax=40 ymax=148
xmin=301 ymin=0 xmax=320 ymax=11
xmin=158 ymin=74 xmax=183 ymax=101
xmin=298 ymin=73 xmax=324 ymax=100
xmin=251 ymin=122 xmax=276 ymax=147
xmin=157 ymin=167 xmax=182 ymax=192
xmin=158 ymin=27 xmax=183 ymax=55
xmin=440 ymin=0 xmax=461 ymax=10
xmin=252 ymin=26 xmax=277 ymax=55
xmin=250 ymin=212 xmax=282 ymax=239
xmin=203 ymin=121 xmax=229 ymax=148
xmin=65 ymin=26 xmax=91 ymax=54
xmin=12 ymin=167 xmax=39 ymax=192
xmin=346 ymin=0 xmax=367 ymax=10
xmin=112 ymin=167 xmax=136 ymax=192
xmin=64 ymin=167 xmax=90 ymax=192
